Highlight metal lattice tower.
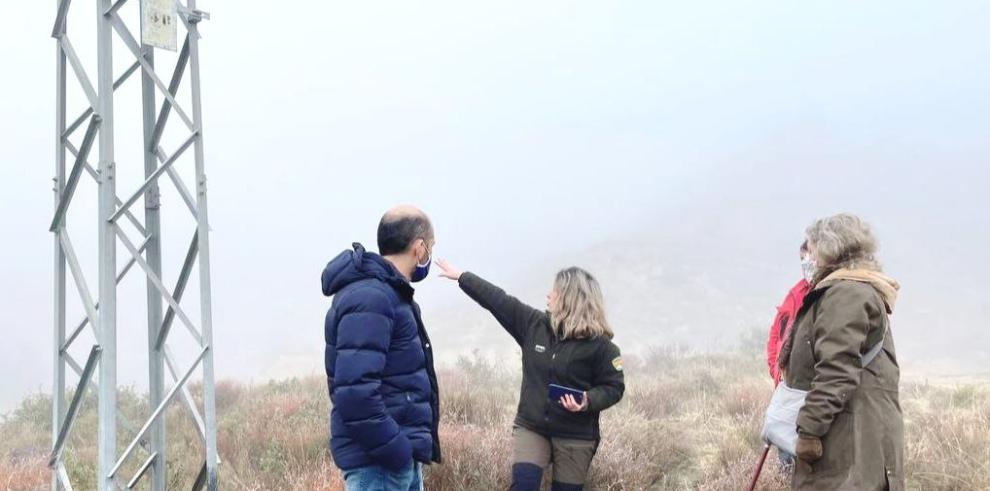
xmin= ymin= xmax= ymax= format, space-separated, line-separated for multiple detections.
xmin=49 ymin=1 xmax=218 ymax=489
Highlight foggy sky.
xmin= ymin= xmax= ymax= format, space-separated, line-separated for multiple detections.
xmin=1 ymin=0 xmax=989 ymax=412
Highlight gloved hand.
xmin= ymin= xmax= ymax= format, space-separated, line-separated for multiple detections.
xmin=795 ymin=434 xmax=823 ymax=463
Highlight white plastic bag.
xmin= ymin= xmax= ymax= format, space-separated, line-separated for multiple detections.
xmin=761 ymin=382 xmax=808 ymax=456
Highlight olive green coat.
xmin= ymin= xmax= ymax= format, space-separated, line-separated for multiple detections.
xmin=781 ymin=271 xmax=904 ymax=491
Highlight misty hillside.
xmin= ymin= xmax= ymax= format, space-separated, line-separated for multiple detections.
xmin=422 ymin=225 xmax=990 ymax=375
xmin=429 ymin=242 xmax=772 ymax=351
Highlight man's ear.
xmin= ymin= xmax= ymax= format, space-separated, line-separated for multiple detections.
xmin=414 ymin=238 xmax=427 ymax=260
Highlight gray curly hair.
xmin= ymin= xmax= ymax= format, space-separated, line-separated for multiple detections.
xmin=806 ymin=213 xmax=881 ymax=282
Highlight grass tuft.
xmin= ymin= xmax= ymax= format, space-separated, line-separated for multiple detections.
xmin=1 ymin=352 xmax=987 ymax=490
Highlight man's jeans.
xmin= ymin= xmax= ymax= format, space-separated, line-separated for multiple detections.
xmin=343 ymin=461 xmax=423 ymax=491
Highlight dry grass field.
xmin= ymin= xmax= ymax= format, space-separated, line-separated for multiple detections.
xmin=2 ymin=348 xmax=988 ymax=490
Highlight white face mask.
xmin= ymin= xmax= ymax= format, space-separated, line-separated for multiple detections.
xmin=801 ymin=256 xmax=817 ymax=283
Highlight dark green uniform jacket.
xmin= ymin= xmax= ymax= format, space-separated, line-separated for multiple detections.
xmin=459 ymin=272 xmax=625 ymax=441
xmin=782 ymin=269 xmax=904 ymax=491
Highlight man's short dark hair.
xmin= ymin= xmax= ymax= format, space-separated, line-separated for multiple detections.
xmin=378 ymin=214 xmax=432 ymax=256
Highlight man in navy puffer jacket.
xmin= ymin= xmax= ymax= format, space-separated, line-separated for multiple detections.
xmin=322 ymin=205 xmax=441 ymax=490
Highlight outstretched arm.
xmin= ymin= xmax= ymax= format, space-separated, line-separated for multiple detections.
xmin=436 ymin=259 xmax=544 ymax=346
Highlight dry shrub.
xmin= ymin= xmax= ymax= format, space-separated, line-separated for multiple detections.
xmin=215 ymin=379 xmax=248 ymax=414
xmin=697 ymin=453 xmax=790 ymax=491
xmin=624 ymin=381 xmax=691 ymax=421
xmin=902 ymin=383 xmax=990 ymax=491
xmin=438 ymin=368 xmax=514 ymax=429
xmin=2 ymin=354 xmax=987 ymax=490
xmin=216 ymin=378 xmax=331 ymax=490
xmin=589 ymin=414 xmax=693 ymax=489
xmin=720 ymin=381 xmax=772 ymax=420
xmin=0 ymin=454 xmax=48 ymax=491
xmin=426 ymin=424 xmax=513 ymax=490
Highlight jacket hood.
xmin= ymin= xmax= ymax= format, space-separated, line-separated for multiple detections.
xmin=817 ymin=268 xmax=900 ymax=314
xmin=321 ymin=243 xmax=413 ymax=298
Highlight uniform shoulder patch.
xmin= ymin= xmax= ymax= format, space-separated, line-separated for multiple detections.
xmin=611 ymin=356 xmax=623 ymax=371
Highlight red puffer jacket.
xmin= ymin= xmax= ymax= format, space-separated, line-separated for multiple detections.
xmin=766 ymin=279 xmax=810 ymax=384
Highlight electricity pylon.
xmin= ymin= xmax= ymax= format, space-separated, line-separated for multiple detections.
xmin=49 ymin=0 xmax=218 ymax=489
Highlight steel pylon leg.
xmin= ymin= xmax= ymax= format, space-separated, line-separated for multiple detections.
xmin=185 ymin=2 xmax=219 ymax=486
xmin=95 ymin=1 xmax=118 ymax=490
xmin=51 ymin=3 xmax=67 ymax=487
xmin=141 ymin=39 xmax=168 ymax=491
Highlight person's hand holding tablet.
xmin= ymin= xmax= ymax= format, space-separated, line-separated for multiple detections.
xmin=560 ymin=392 xmax=588 ymax=412
xmin=550 ymin=384 xmax=589 ymax=412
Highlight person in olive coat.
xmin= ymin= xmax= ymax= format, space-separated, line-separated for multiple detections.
xmin=779 ymin=213 xmax=904 ymax=490
xmin=436 ymin=260 xmax=624 ymax=491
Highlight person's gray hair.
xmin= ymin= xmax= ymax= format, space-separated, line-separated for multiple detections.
xmin=806 ymin=213 xmax=881 ymax=282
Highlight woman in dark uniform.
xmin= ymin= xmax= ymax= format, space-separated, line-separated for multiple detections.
xmin=436 ymin=260 xmax=625 ymax=491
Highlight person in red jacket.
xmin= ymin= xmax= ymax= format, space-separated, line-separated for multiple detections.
xmin=765 ymin=241 xmax=813 ymax=468
xmin=766 ymin=241 xmax=813 ymax=385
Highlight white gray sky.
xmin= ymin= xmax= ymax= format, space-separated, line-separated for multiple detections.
xmin=1 ymin=0 xmax=989 ymax=412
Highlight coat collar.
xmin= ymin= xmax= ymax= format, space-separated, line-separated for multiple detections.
xmin=813 ymin=268 xmax=899 ymax=314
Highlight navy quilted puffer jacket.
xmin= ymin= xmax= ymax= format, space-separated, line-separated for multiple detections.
xmin=322 ymin=243 xmax=441 ymax=471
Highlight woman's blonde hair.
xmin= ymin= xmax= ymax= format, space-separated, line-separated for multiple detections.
xmin=550 ymin=267 xmax=614 ymax=340
xmin=806 ymin=213 xmax=882 ymax=282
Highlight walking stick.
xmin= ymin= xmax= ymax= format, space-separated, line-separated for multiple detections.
xmin=747 ymin=443 xmax=771 ymax=491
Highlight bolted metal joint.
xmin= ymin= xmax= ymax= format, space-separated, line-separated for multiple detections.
xmin=179 ymin=6 xmax=211 ymax=24
xmin=104 ymin=161 xmax=116 ymax=182
xmin=144 ymin=188 xmax=162 ymax=209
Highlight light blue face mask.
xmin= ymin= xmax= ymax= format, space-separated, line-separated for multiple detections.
xmin=411 ymin=243 xmax=432 ymax=283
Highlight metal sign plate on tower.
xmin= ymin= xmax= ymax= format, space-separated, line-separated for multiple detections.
xmin=141 ymin=0 xmax=177 ymax=51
